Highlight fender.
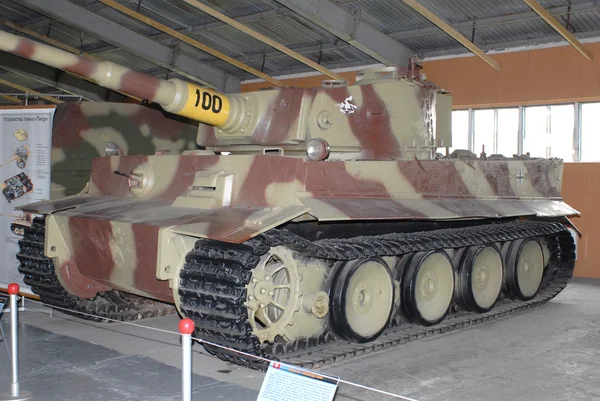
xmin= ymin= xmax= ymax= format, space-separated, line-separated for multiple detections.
xmin=298 ymin=196 xmax=580 ymax=221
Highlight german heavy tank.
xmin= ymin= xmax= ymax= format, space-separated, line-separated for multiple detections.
xmin=1 ymin=30 xmax=579 ymax=369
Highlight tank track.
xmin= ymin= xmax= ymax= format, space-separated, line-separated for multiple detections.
xmin=16 ymin=217 xmax=176 ymax=323
xmin=179 ymin=220 xmax=576 ymax=370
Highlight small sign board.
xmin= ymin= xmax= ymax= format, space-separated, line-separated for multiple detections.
xmin=257 ymin=361 xmax=339 ymax=401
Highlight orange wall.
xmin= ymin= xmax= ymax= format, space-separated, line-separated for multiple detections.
xmin=241 ymin=42 xmax=600 ymax=109
xmin=562 ymin=163 xmax=600 ymax=279
xmin=423 ymin=42 xmax=600 ymax=108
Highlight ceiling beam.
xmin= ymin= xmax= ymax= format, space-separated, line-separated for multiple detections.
xmin=401 ymin=0 xmax=502 ymax=71
xmin=151 ymin=8 xmax=293 ymax=43
xmin=211 ymin=42 xmax=353 ymax=67
xmin=391 ymin=2 xmax=599 ymax=41
xmin=419 ymin=28 xmax=600 ymax=59
xmin=0 ymin=76 xmax=62 ymax=104
xmin=20 ymin=2 xmax=106 ymax=30
xmin=20 ymin=4 xmax=292 ymax=37
xmin=0 ymin=52 xmax=119 ymax=102
xmin=240 ymin=59 xmax=372 ymax=82
xmin=274 ymin=0 xmax=414 ymax=66
xmin=19 ymin=0 xmax=240 ymax=93
xmin=22 ymin=7 xmax=294 ymax=57
xmin=181 ymin=0 xmax=347 ymax=81
xmin=523 ymin=0 xmax=593 ymax=61
xmin=95 ymin=0 xmax=284 ymax=87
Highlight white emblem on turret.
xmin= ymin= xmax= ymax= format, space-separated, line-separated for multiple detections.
xmin=337 ymin=96 xmax=358 ymax=114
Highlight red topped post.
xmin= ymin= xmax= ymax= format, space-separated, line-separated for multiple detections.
xmin=0 ymin=283 xmax=31 ymax=400
xmin=179 ymin=318 xmax=194 ymax=401
xmin=179 ymin=318 xmax=195 ymax=335
xmin=7 ymin=283 xmax=19 ymax=295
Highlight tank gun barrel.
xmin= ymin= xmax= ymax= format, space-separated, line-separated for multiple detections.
xmin=0 ymin=30 xmax=231 ymax=127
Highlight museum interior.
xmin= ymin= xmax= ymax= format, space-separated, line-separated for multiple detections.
xmin=1 ymin=1 xmax=600 ymax=400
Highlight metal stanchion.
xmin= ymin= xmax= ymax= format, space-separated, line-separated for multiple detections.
xmin=0 ymin=283 xmax=31 ymax=401
xmin=179 ymin=318 xmax=194 ymax=401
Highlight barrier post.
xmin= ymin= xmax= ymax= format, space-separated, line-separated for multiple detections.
xmin=179 ymin=318 xmax=194 ymax=401
xmin=0 ymin=283 xmax=31 ymax=401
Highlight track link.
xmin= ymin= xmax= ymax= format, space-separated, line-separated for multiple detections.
xmin=17 ymin=217 xmax=176 ymax=322
xmin=179 ymin=220 xmax=576 ymax=370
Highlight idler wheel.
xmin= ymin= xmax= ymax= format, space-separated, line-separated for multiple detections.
xmin=456 ymin=245 xmax=504 ymax=313
xmin=504 ymin=239 xmax=545 ymax=300
xmin=402 ymin=250 xmax=455 ymax=326
xmin=331 ymin=257 xmax=394 ymax=342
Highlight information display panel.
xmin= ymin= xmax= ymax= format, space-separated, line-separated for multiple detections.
xmin=257 ymin=361 xmax=339 ymax=401
xmin=0 ymin=106 xmax=54 ymax=294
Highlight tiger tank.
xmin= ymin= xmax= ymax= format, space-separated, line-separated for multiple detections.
xmin=0 ymin=30 xmax=579 ymax=369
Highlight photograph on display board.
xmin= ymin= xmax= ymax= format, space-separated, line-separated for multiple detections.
xmin=0 ymin=145 xmax=30 ymax=169
xmin=2 ymin=172 xmax=34 ymax=203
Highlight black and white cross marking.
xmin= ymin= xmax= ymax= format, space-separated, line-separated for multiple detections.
xmin=516 ymin=169 xmax=525 ymax=186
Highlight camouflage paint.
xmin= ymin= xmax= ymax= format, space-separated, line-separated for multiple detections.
xmin=1 ymin=31 xmax=579 ymax=308
xmin=50 ymin=102 xmax=198 ymax=198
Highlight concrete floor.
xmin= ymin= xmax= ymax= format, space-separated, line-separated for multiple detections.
xmin=1 ymin=277 xmax=600 ymax=401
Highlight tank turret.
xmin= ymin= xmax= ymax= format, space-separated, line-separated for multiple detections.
xmin=0 ymin=30 xmax=452 ymax=161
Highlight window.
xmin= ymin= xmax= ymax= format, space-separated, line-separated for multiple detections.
xmin=581 ymin=102 xmax=600 ymax=162
xmin=524 ymin=105 xmax=574 ymax=161
xmin=473 ymin=109 xmax=494 ymax=155
xmin=451 ymin=103 xmax=579 ymax=161
xmin=549 ymin=105 xmax=574 ymax=162
xmin=455 ymin=108 xmax=518 ymax=156
xmin=497 ymin=108 xmax=519 ymax=157
xmin=523 ymin=106 xmax=549 ymax=158
xmin=450 ymin=110 xmax=469 ymax=152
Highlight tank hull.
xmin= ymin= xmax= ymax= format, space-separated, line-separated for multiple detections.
xmin=17 ymin=154 xmax=577 ymax=299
